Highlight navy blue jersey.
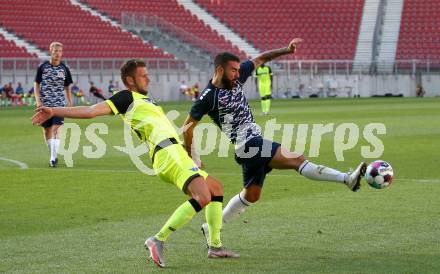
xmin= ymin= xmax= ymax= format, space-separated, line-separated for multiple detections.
xmin=190 ymin=60 xmax=261 ymax=145
xmin=35 ymin=61 xmax=73 ymax=107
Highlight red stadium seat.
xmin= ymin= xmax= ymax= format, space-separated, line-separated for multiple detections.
xmin=0 ymin=0 xmax=174 ymax=59
xmin=80 ymin=0 xmax=246 ymax=58
xmin=0 ymin=34 xmax=34 ymax=58
xmin=396 ymin=0 xmax=440 ymax=61
xmin=194 ymin=0 xmax=364 ymax=60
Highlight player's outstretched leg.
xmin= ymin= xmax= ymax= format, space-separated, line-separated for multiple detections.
xmin=269 ymin=146 xmax=366 ymax=192
xmin=344 ymin=162 xmax=367 ymax=191
xmin=217 ymin=146 xmax=368 ymax=228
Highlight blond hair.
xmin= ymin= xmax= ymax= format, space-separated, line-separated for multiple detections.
xmin=49 ymin=42 xmax=63 ymax=50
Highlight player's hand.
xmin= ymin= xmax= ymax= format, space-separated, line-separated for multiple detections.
xmin=36 ymin=101 xmax=42 ymax=108
xmin=32 ymin=106 xmax=54 ymax=125
xmin=287 ymin=38 xmax=303 ymax=53
xmin=194 ymin=158 xmax=205 ymax=170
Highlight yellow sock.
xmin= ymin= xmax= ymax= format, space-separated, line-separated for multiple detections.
xmin=205 ymin=197 xmax=223 ymax=247
xmin=155 ymin=199 xmax=200 ymax=241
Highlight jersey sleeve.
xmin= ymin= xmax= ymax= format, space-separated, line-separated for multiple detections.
xmin=105 ymin=90 xmax=133 ymax=115
xmin=189 ymin=88 xmax=215 ymax=121
xmin=238 ymin=60 xmax=255 ymax=83
xmin=35 ymin=64 xmax=43 ymax=84
xmin=64 ymin=65 xmax=73 ymax=87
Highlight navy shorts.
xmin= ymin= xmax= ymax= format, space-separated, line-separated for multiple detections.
xmin=41 ymin=116 xmax=64 ymax=128
xmin=234 ymin=136 xmax=281 ymax=188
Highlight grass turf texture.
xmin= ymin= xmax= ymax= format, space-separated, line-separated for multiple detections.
xmin=1 ymin=97 xmax=439 ymax=273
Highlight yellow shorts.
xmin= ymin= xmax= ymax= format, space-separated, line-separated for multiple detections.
xmin=153 ymin=144 xmax=208 ymax=193
xmin=259 ymin=83 xmax=271 ymax=97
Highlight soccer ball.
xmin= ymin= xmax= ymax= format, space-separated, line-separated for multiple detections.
xmin=365 ymin=160 xmax=394 ymax=189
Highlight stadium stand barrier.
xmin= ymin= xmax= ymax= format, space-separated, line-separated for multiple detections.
xmin=1 ymin=58 xmax=440 ymax=101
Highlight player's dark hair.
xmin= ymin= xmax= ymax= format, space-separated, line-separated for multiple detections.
xmin=214 ymin=52 xmax=240 ymax=68
xmin=121 ymin=59 xmax=146 ymax=86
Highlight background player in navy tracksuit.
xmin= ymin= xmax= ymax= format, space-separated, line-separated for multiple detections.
xmin=34 ymin=42 xmax=73 ymax=167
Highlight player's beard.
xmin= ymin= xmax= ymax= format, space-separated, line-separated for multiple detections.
xmin=135 ymin=82 xmax=148 ymax=95
xmin=221 ymin=75 xmax=237 ymax=90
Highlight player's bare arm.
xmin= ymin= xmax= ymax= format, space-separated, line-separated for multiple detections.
xmin=183 ymin=115 xmax=204 ymax=168
xmin=252 ymin=38 xmax=303 ymax=68
xmin=32 ymin=101 xmax=112 ymax=125
xmin=34 ymin=82 xmax=42 ymax=108
xmin=65 ymin=85 xmax=73 ymax=107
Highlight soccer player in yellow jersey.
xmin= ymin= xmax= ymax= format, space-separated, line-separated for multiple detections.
xmin=32 ymin=59 xmax=239 ymax=268
xmin=255 ymin=63 xmax=273 ymax=115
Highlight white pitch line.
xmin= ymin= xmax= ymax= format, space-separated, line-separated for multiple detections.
xmin=403 ymin=178 xmax=440 ymax=183
xmin=0 ymin=157 xmax=28 ymax=169
xmin=0 ymin=166 xmax=439 ymax=183
xmin=0 ymin=166 xmax=295 ymax=177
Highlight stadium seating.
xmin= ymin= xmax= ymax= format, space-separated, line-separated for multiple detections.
xmin=0 ymin=0 xmax=174 ymax=59
xmin=4 ymin=0 xmax=438 ymax=65
xmin=194 ymin=0 xmax=364 ymax=60
xmin=80 ymin=0 xmax=246 ymax=58
xmin=0 ymin=34 xmax=35 ymax=58
xmin=396 ymin=0 xmax=440 ymax=62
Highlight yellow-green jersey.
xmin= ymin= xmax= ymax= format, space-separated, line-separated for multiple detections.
xmin=106 ymin=90 xmax=180 ymax=158
xmin=255 ymin=66 xmax=273 ymax=95
xmin=105 ymin=90 xmax=208 ymax=192
xmin=255 ymin=66 xmax=272 ymax=84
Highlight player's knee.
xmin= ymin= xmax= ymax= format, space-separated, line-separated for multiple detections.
xmin=207 ymin=177 xmax=223 ymax=196
xmin=288 ymin=153 xmax=306 ymax=171
xmin=246 ymin=193 xmax=260 ymax=203
xmin=194 ymin=193 xmax=211 ymax=208
xmin=186 ymin=177 xmax=211 ymax=208
xmin=210 ymin=182 xmax=223 ymax=196
xmin=243 ymin=189 xmax=261 ymax=203
xmin=297 ymin=155 xmax=306 ymax=164
xmin=43 ymin=128 xmax=51 ymax=139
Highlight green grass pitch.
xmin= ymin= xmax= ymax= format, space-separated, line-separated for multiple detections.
xmin=1 ymin=97 xmax=439 ymax=273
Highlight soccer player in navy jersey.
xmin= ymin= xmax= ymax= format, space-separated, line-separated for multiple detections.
xmin=34 ymin=42 xmax=73 ymax=167
xmin=182 ymin=38 xmax=367 ymax=244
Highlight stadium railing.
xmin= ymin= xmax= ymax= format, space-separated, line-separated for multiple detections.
xmin=0 ymin=58 xmax=187 ymax=83
xmin=2 ymin=58 xmax=440 ymax=84
xmin=121 ymin=12 xmax=240 ymax=58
